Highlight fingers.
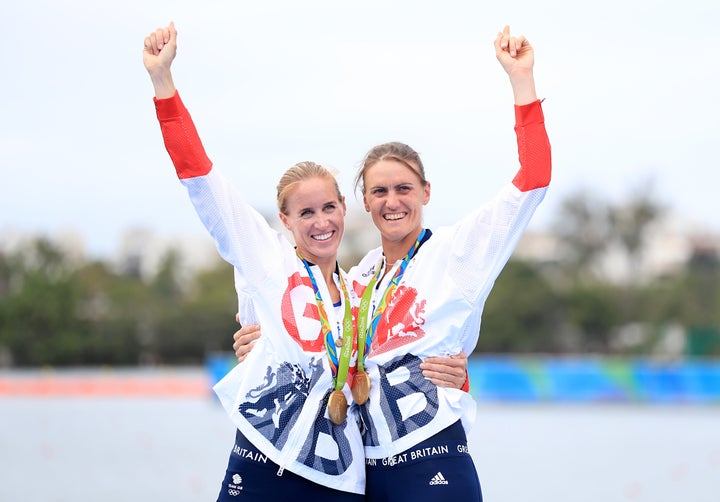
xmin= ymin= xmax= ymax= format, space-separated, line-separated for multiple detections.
xmin=495 ymin=25 xmax=530 ymax=58
xmin=233 ymin=333 xmax=259 ymax=362
xmin=232 ymin=325 xmax=261 ymax=346
xmin=143 ymin=22 xmax=175 ymax=56
xmin=233 ymin=324 xmax=261 ymax=363
xmin=143 ymin=35 xmax=156 ymax=56
xmin=421 ymin=361 xmax=465 ymax=377
xmin=168 ymin=21 xmax=177 ymax=45
xmin=236 ymin=324 xmax=261 ymax=339
xmin=420 ymin=357 xmax=467 ymax=388
xmin=421 ymin=351 xmax=469 ymax=388
xmin=235 ymin=341 xmax=256 ymax=363
xmin=422 ymin=368 xmax=465 ymax=388
xmin=423 ymin=356 xmax=465 ymax=369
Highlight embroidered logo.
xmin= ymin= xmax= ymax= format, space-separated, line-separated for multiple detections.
xmin=281 ymin=272 xmax=359 ymax=352
xmin=429 ymin=472 xmax=449 ymax=485
xmin=227 ymin=473 xmax=244 ymax=496
xmin=372 ymin=285 xmax=427 ymax=356
xmin=281 ymin=272 xmax=323 ymax=351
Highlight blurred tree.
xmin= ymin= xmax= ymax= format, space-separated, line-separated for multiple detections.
xmin=562 ymin=282 xmax=622 ymax=352
xmin=552 ymin=190 xmax=611 ymax=280
xmin=478 ymin=260 xmax=561 ymax=353
xmin=0 ymin=239 xmax=85 ymax=365
xmin=152 ymin=250 xmax=184 ymax=303
xmin=154 ymin=258 xmax=237 ymax=364
xmin=681 ymin=246 xmax=720 ymax=356
xmin=75 ymin=260 xmax=150 ymax=365
xmin=608 ymin=179 xmax=664 ymax=283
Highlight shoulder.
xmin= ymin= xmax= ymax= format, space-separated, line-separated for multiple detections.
xmin=348 ymin=246 xmax=383 ymax=283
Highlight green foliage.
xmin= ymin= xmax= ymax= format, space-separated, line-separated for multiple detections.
xmin=0 ymin=238 xmax=86 ymax=365
xmin=561 ymin=283 xmax=621 ymax=352
xmin=0 ymin=239 xmax=238 ymax=367
xmin=478 ymin=260 xmax=561 ymax=353
xmin=153 ymin=260 xmax=238 ymax=363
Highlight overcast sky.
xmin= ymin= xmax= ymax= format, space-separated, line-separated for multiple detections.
xmin=2 ymin=0 xmax=718 ymax=258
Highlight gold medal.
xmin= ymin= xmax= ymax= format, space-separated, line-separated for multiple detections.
xmin=351 ymin=370 xmax=371 ymax=405
xmin=328 ymin=389 xmax=348 ymax=425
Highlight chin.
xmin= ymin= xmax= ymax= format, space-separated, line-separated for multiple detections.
xmin=312 ymin=240 xmax=339 ymax=256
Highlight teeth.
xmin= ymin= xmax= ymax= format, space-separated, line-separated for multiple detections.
xmin=313 ymin=232 xmax=333 ymax=241
xmin=384 ymin=213 xmax=405 ymax=221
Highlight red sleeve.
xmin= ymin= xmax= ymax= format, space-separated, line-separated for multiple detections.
xmin=153 ymin=91 xmax=213 ymax=180
xmin=511 ymin=100 xmax=552 ymax=192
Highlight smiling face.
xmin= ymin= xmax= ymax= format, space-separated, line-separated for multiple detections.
xmin=279 ymin=176 xmax=346 ymax=269
xmin=362 ymin=159 xmax=431 ymax=261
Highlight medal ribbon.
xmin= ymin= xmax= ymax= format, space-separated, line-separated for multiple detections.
xmin=297 ymin=252 xmax=354 ymax=391
xmin=356 ymin=229 xmax=427 ymax=372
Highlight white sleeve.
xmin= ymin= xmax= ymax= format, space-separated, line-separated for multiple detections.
xmin=447 ymin=183 xmax=548 ymax=305
xmin=181 ymin=169 xmax=289 ymax=293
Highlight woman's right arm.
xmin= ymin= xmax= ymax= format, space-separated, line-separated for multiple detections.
xmin=143 ymin=23 xmax=283 ymax=288
xmin=144 ymin=22 xmax=213 ymax=180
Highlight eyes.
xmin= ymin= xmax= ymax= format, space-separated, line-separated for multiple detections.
xmin=299 ymin=203 xmax=339 ymax=219
xmin=369 ymin=185 xmax=412 ymax=196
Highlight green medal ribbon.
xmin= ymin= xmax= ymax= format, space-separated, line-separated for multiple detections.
xmin=356 ymin=229 xmax=427 ymax=372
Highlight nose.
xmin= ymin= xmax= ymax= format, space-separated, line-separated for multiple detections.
xmin=314 ymin=212 xmax=333 ymax=228
xmin=385 ymin=191 xmax=400 ymax=209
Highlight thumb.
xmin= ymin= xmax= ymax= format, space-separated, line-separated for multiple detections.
xmin=168 ymin=21 xmax=177 ymax=45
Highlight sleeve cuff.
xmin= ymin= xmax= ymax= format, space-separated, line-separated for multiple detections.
xmin=514 ymin=99 xmax=545 ymax=127
xmin=153 ymin=91 xmax=185 ymax=120
xmin=461 ymin=370 xmax=470 ymax=393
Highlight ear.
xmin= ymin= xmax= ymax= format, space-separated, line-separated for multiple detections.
xmin=422 ymin=181 xmax=431 ymax=205
xmin=279 ymin=212 xmax=292 ymax=230
xmin=340 ymin=196 xmax=347 ymax=215
xmin=363 ymin=194 xmax=370 ymax=212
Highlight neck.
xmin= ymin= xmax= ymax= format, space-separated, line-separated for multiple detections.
xmin=381 ymin=228 xmax=423 ymax=265
xmin=301 ymin=253 xmax=333 ymax=282
xmin=306 ymin=258 xmax=338 ymax=304
xmin=320 ymin=263 xmax=340 ymax=304
xmin=318 ymin=262 xmax=336 ymax=285
xmin=296 ymin=248 xmax=339 ymax=299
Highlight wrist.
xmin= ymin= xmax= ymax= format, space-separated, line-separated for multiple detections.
xmin=148 ymin=68 xmax=176 ymax=99
xmin=509 ymin=73 xmax=537 ymax=106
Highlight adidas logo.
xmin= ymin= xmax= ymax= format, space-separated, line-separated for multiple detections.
xmin=429 ymin=472 xmax=449 ymax=485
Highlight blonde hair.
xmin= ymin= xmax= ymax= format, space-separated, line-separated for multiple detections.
xmin=354 ymin=142 xmax=427 ymax=195
xmin=276 ymin=161 xmax=343 ymax=214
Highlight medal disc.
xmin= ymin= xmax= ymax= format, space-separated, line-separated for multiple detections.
xmin=328 ymin=389 xmax=348 ymax=425
xmin=351 ymin=370 xmax=371 ymax=405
